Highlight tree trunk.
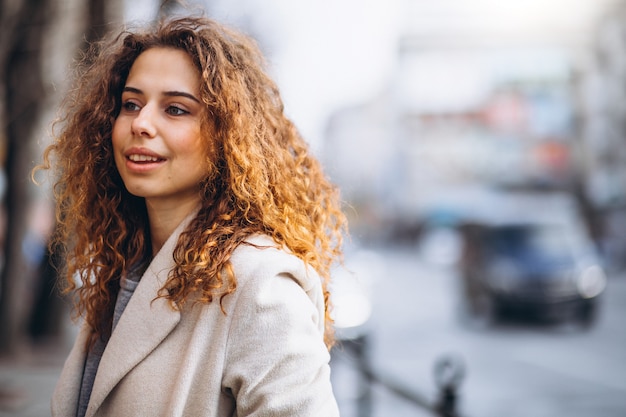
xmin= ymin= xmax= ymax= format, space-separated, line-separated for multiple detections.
xmin=0 ymin=0 xmax=52 ymax=355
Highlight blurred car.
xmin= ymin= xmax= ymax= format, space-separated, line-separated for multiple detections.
xmin=456 ymin=191 xmax=607 ymax=327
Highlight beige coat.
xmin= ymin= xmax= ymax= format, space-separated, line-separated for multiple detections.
xmin=51 ymin=215 xmax=339 ymax=416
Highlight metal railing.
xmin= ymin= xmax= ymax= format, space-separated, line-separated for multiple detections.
xmin=336 ymin=335 xmax=466 ymax=417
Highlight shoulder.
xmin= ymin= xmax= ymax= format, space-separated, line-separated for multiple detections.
xmin=229 ymin=234 xmax=320 ymax=294
xmin=225 ymin=234 xmax=325 ymax=333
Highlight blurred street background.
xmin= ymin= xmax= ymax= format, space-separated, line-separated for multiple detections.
xmin=1 ymin=0 xmax=626 ymax=416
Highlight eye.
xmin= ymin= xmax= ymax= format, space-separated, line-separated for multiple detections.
xmin=166 ymin=105 xmax=188 ymax=116
xmin=122 ymin=101 xmax=140 ymax=112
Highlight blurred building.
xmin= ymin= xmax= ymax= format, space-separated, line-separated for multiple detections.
xmin=323 ymin=0 xmax=626 ymax=262
xmin=577 ymin=0 xmax=626 ymax=270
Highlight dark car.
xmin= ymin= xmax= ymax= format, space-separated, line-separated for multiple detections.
xmin=456 ymin=192 xmax=606 ymax=327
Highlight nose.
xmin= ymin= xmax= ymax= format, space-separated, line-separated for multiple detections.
xmin=130 ymin=105 xmax=157 ymax=138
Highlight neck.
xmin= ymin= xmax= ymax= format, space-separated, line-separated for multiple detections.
xmin=146 ymin=198 xmax=200 ymax=256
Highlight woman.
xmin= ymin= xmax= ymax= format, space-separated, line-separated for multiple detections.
xmin=40 ymin=15 xmax=346 ymax=417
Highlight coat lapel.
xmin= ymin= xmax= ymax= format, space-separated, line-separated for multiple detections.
xmin=85 ymin=209 xmax=198 ymax=417
xmin=51 ymin=322 xmax=91 ymax=416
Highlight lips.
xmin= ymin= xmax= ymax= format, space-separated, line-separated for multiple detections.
xmin=124 ymin=147 xmax=165 ymax=162
xmin=128 ymin=154 xmax=162 ymax=162
xmin=123 ymin=147 xmax=166 ymax=172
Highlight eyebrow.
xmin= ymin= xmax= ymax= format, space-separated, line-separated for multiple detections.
xmin=123 ymin=86 xmax=201 ymax=103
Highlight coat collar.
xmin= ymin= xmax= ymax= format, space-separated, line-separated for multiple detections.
xmin=83 ymin=208 xmax=198 ymax=417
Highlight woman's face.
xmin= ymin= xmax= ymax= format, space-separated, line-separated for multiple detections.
xmin=112 ymin=47 xmax=208 ymax=210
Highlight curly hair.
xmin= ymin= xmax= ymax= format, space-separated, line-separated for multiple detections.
xmin=39 ymin=16 xmax=347 ymax=348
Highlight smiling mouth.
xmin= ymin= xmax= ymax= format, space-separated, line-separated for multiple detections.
xmin=128 ymin=154 xmax=163 ymax=163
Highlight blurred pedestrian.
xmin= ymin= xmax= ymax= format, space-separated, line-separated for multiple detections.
xmin=37 ymin=15 xmax=346 ymax=417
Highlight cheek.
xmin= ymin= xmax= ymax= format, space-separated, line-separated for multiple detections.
xmin=188 ymin=134 xmax=213 ymax=180
xmin=189 ymin=143 xmax=210 ymax=174
xmin=183 ymin=127 xmax=208 ymax=160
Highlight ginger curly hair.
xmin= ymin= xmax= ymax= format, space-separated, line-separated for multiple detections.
xmin=39 ymin=16 xmax=346 ymax=348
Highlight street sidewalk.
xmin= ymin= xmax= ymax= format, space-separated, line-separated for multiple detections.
xmin=0 ymin=325 xmax=74 ymax=417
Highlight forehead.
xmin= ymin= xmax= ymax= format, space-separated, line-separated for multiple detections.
xmin=126 ymin=47 xmax=201 ymax=92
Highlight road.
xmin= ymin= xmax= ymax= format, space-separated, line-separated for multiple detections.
xmin=331 ymin=244 xmax=626 ymax=417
